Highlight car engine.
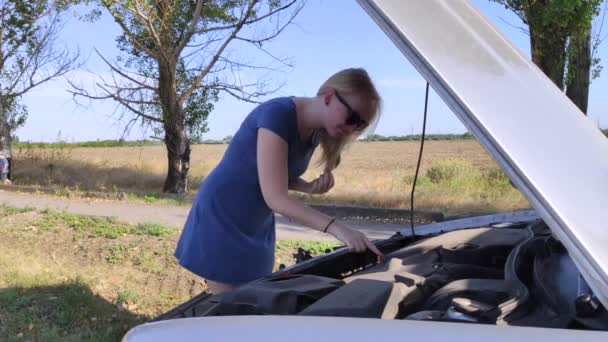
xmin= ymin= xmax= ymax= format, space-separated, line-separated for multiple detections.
xmin=162 ymin=222 xmax=608 ymax=330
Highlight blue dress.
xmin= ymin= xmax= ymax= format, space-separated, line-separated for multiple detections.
xmin=175 ymin=97 xmax=319 ymax=285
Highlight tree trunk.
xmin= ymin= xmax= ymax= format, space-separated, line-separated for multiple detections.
xmin=529 ymin=20 xmax=568 ymax=90
xmin=566 ymin=27 xmax=591 ymax=114
xmin=163 ymin=129 xmax=190 ymax=194
xmin=158 ymin=60 xmax=190 ymax=194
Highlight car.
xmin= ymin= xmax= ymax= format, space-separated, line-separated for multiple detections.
xmin=123 ymin=0 xmax=608 ymax=340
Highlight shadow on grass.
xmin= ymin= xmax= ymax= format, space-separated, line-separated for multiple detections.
xmin=0 ymin=279 xmax=145 ymax=341
xmin=12 ymin=158 xmax=204 ymax=196
xmin=8 ymin=158 xmax=201 ymax=206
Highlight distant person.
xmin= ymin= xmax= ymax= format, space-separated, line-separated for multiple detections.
xmin=175 ymin=68 xmax=383 ymax=295
xmin=0 ymin=151 xmax=11 ymax=185
xmin=0 ymin=136 xmax=10 ymax=181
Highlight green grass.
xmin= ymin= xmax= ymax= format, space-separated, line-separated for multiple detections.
xmin=126 ymin=192 xmax=193 ymax=207
xmin=32 ymin=210 xmax=174 ymax=239
xmin=143 ymin=195 xmax=158 ymax=203
xmin=116 ymin=288 xmax=139 ymax=305
xmin=0 ymin=273 xmax=143 ymax=341
xmin=396 ymin=159 xmax=522 ymax=214
xmin=0 ymin=204 xmax=349 ymax=340
xmin=0 ymin=205 xmax=35 ymax=218
xmin=276 ymin=240 xmax=342 ymax=256
xmin=133 ymin=223 xmax=173 ymax=237
xmin=104 ymin=245 xmax=128 ymax=264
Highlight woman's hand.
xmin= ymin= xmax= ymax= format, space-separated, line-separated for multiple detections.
xmin=327 ymin=222 xmax=383 ymax=256
xmin=308 ymin=171 xmax=335 ymax=194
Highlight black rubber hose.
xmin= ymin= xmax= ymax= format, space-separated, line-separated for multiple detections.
xmin=410 ymin=82 xmax=430 ymax=237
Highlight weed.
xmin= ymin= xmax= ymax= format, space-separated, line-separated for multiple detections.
xmin=143 ymin=195 xmax=157 ymax=203
xmin=132 ymin=254 xmax=146 ymax=266
xmin=116 ymin=288 xmax=138 ymax=305
xmin=104 ymin=245 xmax=127 ymax=264
xmin=133 ymin=223 xmax=173 ymax=237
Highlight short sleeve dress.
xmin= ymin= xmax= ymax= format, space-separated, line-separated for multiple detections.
xmin=174 ymin=97 xmax=319 ymax=285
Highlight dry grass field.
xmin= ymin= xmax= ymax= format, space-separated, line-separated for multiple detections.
xmin=11 ymin=140 xmax=530 ymax=216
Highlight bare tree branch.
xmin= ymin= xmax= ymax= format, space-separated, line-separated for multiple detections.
xmin=498 ymin=16 xmax=529 ymax=36
xmin=211 ymin=80 xmax=284 ymax=103
xmin=254 ymin=44 xmax=295 ymax=68
xmin=591 ymin=1 xmax=607 ymax=60
xmin=95 ymin=49 xmax=156 ymax=91
xmin=178 ymin=0 xmax=258 ymax=107
xmin=128 ymin=0 xmax=168 ymax=61
xmin=102 ymin=0 xmax=159 ymax=59
xmin=68 ymin=76 xmax=162 ymax=124
xmin=181 ymin=36 xmax=224 ymax=60
xmin=3 ymin=15 xmax=80 ymax=98
xmin=174 ymin=0 xmax=205 ymax=56
xmin=235 ymin=1 xmax=303 ymax=46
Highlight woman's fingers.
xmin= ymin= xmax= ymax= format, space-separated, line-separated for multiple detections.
xmin=331 ymin=224 xmax=379 ymax=254
xmin=323 ymin=173 xmax=331 ymax=191
xmin=310 ymin=180 xmax=319 ymax=194
xmin=351 ymin=239 xmax=360 ymax=252
xmin=319 ymin=174 xmax=327 ymax=192
xmin=309 ymin=172 xmax=335 ymax=194
xmin=364 ymin=238 xmax=383 ymax=256
xmin=353 ymin=232 xmax=366 ymax=252
xmin=309 ymin=174 xmax=328 ymax=194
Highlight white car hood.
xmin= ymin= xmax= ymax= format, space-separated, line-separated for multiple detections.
xmin=123 ymin=316 xmax=607 ymax=341
xmin=356 ymin=0 xmax=608 ymax=307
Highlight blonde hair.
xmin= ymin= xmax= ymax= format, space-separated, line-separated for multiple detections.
xmin=317 ymin=68 xmax=382 ymax=172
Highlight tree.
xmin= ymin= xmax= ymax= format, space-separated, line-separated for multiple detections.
xmin=71 ymin=0 xmax=304 ymax=194
xmin=0 ymin=1 xmax=79 ymax=156
xmin=492 ymin=0 xmax=604 ymax=114
xmin=566 ymin=22 xmax=592 ymax=113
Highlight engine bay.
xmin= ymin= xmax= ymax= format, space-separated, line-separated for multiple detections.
xmin=165 ymin=223 xmax=608 ymax=330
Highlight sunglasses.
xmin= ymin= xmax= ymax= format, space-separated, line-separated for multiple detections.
xmin=334 ymin=90 xmax=368 ymax=131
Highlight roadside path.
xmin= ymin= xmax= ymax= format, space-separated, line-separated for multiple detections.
xmin=0 ymin=190 xmax=409 ymax=242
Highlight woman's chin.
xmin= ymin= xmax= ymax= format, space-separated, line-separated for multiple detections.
xmin=328 ymin=129 xmax=344 ymax=139
xmin=329 ymin=133 xmax=341 ymax=139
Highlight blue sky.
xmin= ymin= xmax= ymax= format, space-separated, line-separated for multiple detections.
xmin=18 ymin=0 xmax=608 ymax=142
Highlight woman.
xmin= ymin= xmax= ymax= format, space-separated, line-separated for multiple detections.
xmin=175 ymin=68 xmax=383 ymax=294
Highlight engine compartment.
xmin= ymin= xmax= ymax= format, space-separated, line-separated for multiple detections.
xmin=166 ymin=223 xmax=608 ymax=330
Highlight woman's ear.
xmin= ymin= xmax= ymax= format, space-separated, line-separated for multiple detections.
xmin=323 ymin=91 xmax=332 ymax=106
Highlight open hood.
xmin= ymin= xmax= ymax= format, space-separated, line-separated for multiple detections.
xmin=123 ymin=316 xmax=607 ymax=341
xmin=356 ymin=0 xmax=608 ymax=307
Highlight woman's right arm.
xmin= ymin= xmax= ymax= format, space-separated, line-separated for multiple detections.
xmin=257 ymin=128 xmax=382 ymax=255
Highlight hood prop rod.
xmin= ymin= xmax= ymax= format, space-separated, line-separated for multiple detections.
xmin=410 ymin=82 xmax=430 ymax=238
